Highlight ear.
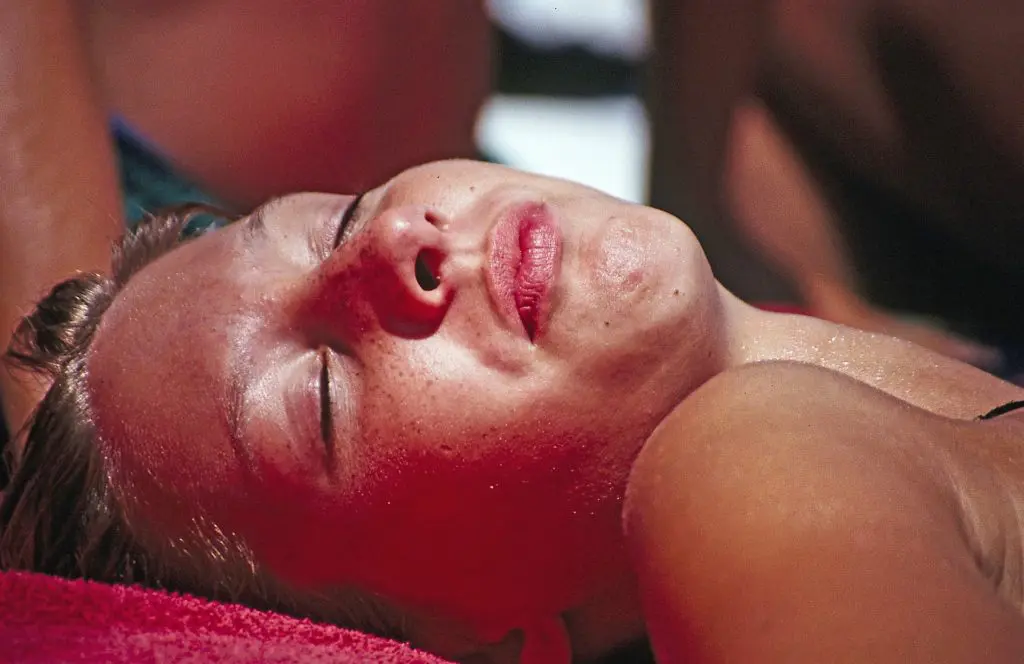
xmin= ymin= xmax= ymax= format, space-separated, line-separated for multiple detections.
xmin=518 ymin=616 xmax=571 ymax=664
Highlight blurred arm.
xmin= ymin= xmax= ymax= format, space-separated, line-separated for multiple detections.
xmin=647 ymin=0 xmax=856 ymax=305
xmin=647 ymin=1 xmax=996 ymax=364
xmin=723 ymin=98 xmax=860 ymax=313
xmin=0 ymin=0 xmax=122 ymax=437
xmin=646 ymin=0 xmax=793 ymax=302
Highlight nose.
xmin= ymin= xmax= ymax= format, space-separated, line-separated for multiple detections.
xmin=305 ymin=204 xmax=454 ymax=342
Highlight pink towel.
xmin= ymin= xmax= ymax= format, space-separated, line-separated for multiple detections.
xmin=0 ymin=570 xmax=451 ymax=663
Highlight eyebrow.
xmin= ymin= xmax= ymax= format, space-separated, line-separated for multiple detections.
xmin=242 ymin=195 xmax=289 ymax=246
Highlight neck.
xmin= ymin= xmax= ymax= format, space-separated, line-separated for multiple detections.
xmin=716 ymin=286 xmax=1022 ymax=418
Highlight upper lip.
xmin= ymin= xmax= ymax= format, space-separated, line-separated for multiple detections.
xmin=485 ymin=201 xmax=561 ymax=340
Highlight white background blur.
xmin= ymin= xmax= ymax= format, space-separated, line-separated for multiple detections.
xmin=477 ymin=0 xmax=650 ymax=203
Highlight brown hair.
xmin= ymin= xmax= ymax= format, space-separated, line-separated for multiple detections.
xmin=0 ymin=208 xmax=400 ymax=637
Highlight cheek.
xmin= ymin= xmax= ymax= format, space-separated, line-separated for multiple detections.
xmin=335 ymin=337 xmax=638 ymax=613
xmin=357 ymin=341 xmax=517 ymax=460
xmin=346 ymin=383 xmax=633 ymax=607
xmin=341 ymin=447 xmax=603 ymax=619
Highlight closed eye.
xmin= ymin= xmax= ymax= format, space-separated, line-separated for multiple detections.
xmin=333 ymin=192 xmax=366 ymax=249
xmin=318 ymin=347 xmax=335 ymax=466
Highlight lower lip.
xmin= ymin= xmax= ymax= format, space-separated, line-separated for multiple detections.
xmin=487 ymin=202 xmax=562 ymax=340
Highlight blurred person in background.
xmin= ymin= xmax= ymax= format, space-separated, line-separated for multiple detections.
xmin=648 ymin=0 xmax=1024 ymax=380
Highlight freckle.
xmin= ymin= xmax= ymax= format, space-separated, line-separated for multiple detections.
xmin=469 ymin=185 xmax=477 ymax=193
xmin=603 ymin=321 xmax=610 ymax=327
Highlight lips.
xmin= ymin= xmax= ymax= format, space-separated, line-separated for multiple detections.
xmin=487 ymin=201 xmax=562 ymax=340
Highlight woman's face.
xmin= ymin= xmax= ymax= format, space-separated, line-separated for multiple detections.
xmin=87 ymin=160 xmax=723 ymax=646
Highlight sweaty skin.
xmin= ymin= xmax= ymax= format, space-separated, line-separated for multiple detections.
xmin=84 ymin=160 xmax=1024 ymax=662
xmin=626 ymin=362 xmax=1024 ymax=663
xmin=88 ymin=161 xmax=719 ymax=659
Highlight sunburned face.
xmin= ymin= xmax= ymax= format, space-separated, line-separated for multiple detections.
xmin=86 ymin=159 xmax=725 ymax=656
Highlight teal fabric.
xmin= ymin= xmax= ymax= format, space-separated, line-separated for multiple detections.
xmin=111 ymin=118 xmax=226 ymax=235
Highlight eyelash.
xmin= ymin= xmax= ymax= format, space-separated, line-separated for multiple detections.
xmin=318 ymin=346 xmax=335 ymax=460
xmin=332 ymin=192 xmax=366 ymax=249
xmin=318 ymin=192 xmax=364 ymax=457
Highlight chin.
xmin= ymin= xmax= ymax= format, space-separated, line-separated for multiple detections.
xmin=589 ymin=215 xmax=714 ymax=331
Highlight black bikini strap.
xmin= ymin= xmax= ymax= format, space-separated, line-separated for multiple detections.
xmin=978 ymin=400 xmax=1024 ymax=420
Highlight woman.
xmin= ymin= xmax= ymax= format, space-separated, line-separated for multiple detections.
xmin=3 ymin=160 xmax=1023 ymax=663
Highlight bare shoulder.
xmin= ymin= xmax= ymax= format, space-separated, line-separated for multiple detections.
xmin=626 ymin=361 xmax=961 ymax=519
xmin=624 ymin=361 xmax=1024 ymax=663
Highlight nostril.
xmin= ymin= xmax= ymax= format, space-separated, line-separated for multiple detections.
xmin=424 ymin=210 xmax=444 ymax=228
xmin=414 ymin=249 xmax=442 ymax=291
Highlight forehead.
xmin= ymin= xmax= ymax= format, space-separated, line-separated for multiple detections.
xmin=87 ymin=191 xmax=347 ymax=415
xmin=84 ymin=193 xmax=356 ymax=514
xmin=85 ymin=222 xmax=251 ymax=517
